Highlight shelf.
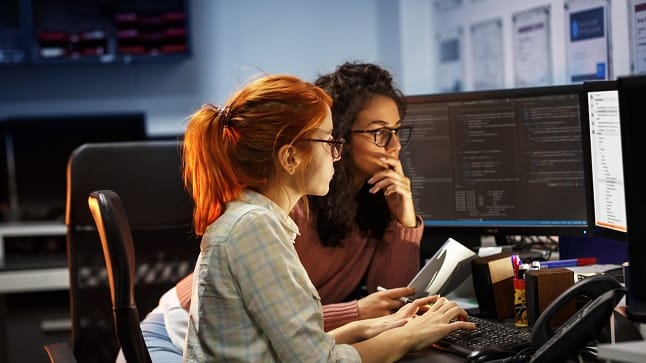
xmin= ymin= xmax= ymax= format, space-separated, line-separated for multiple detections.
xmin=0 ymin=221 xmax=68 ymax=294
xmin=0 ymin=221 xmax=66 ymax=263
xmin=0 ymin=0 xmax=190 ymax=66
xmin=0 ymin=266 xmax=68 ymax=293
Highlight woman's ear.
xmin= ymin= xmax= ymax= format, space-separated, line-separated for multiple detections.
xmin=278 ymin=144 xmax=302 ymax=175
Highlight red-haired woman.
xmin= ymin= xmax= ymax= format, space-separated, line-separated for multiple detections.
xmin=181 ymin=74 xmax=474 ymax=362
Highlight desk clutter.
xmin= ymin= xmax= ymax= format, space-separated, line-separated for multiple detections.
xmin=445 ymin=246 xmax=644 ymax=362
xmin=428 ymin=238 xmax=642 ymax=362
xmin=470 ymin=252 xmax=603 ymax=323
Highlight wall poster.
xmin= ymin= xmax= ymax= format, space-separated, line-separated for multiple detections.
xmin=512 ymin=6 xmax=552 ymax=87
xmin=565 ymin=0 xmax=611 ymax=82
xmin=436 ymin=27 xmax=464 ymax=92
xmin=470 ymin=18 xmax=504 ymax=90
xmin=630 ymin=0 xmax=646 ymax=74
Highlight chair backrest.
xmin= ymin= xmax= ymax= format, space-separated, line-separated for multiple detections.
xmin=88 ymin=190 xmax=152 ymax=363
xmin=66 ymin=140 xmax=200 ymax=363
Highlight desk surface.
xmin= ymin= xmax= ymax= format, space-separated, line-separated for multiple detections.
xmin=597 ymin=341 xmax=646 ymax=363
xmin=399 ymin=348 xmax=463 ymax=362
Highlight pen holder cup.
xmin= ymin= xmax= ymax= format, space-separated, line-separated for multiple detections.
xmin=514 ymin=278 xmax=528 ymax=327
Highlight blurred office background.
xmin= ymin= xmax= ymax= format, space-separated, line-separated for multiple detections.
xmin=0 ymin=0 xmax=639 ymax=362
xmin=0 ymin=0 xmax=635 ymax=137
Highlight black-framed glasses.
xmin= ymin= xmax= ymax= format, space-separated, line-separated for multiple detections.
xmin=351 ymin=126 xmax=412 ymax=148
xmin=300 ymin=137 xmax=346 ymax=161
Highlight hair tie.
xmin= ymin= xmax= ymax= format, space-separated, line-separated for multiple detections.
xmin=207 ymin=103 xmax=233 ymax=128
xmin=219 ymin=106 xmax=232 ymax=128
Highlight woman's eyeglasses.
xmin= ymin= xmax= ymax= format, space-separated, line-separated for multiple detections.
xmin=351 ymin=126 xmax=412 ymax=148
xmin=300 ymin=137 xmax=345 ymax=161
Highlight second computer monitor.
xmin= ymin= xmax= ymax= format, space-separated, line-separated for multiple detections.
xmin=579 ymin=80 xmax=627 ymax=241
xmin=402 ymin=85 xmax=588 ymax=237
xmin=6 ymin=113 xmax=147 ymax=221
xmin=616 ymin=75 xmax=646 ymax=322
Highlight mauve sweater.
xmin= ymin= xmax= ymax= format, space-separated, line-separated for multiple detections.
xmin=176 ymin=203 xmax=423 ymax=331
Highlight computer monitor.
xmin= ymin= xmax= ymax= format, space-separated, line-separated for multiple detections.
xmin=616 ymin=75 xmax=646 ymax=323
xmin=5 ymin=113 xmax=147 ymax=221
xmin=560 ymin=80 xmax=628 ymax=265
xmin=578 ymin=80 xmax=627 ymax=242
xmin=401 ymin=85 xmax=588 ymax=238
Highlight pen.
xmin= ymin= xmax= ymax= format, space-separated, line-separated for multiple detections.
xmin=539 ymin=257 xmax=597 ymax=269
xmin=376 ymin=286 xmax=414 ymax=304
xmin=511 ymin=254 xmax=522 ymax=279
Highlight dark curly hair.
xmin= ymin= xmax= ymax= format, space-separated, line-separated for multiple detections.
xmin=311 ymin=61 xmax=406 ymax=246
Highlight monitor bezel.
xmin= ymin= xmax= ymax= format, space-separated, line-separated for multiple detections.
xmin=617 ymin=74 xmax=646 ymax=322
xmin=404 ymin=84 xmax=589 ymax=238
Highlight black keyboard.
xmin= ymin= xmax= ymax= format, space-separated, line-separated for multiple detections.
xmin=434 ymin=316 xmax=532 ymax=357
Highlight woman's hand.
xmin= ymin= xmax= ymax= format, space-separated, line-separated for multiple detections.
xmin=330 ymin=314 xmax=407 ymax=345
xmin=367 ymin=157 xmax=416 ymax=227
xmin=396 ymin=295 xmax=441 ymax=316
xmin=401 ymin=297 xmax=477 ymax=352
xmin=331 ymin=295 xmax=441 ymax=344
xmin=357 ymin=287 xmax=416 ymax=319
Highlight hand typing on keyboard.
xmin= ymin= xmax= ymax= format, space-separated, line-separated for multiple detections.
xmin=434 ymin=316 xmax=532 ymax=357
xmin=393 ymin=296 xmax=477 ymax=352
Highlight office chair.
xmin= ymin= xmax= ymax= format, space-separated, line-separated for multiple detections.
xmin=44 ymin=140 xmax=200 ymax=363
xmin=88 ymin=190 xmax=152 ymax=363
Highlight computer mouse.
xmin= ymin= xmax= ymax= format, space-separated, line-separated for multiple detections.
xmin=464 ymin=346 xmax=516 ymax=363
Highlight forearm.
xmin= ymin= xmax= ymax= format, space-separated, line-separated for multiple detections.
xmin=395 ymin=215 xmax=423 ymax=243
xmin=328 ymin=320 xmax=364 ymax=344
xmin=396 ymin=205 xmax=418 ymax=228
xmin=352 ymin=328 xmax=414 ymax=363
xmin=323 ymin=301 xmax=359 ymax=331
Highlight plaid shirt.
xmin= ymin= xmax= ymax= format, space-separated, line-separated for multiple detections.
xmin=184 ymin=190 xmax=360 ymax=362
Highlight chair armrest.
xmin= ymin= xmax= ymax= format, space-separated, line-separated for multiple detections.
xmin=43 ymin=342 xmax=77 ymax=363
